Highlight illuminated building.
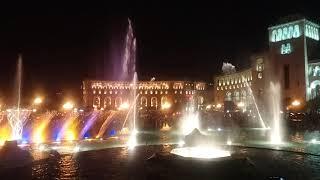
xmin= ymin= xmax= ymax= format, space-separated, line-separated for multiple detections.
xmin=214 ymin=54 xmax=268 ymax=111
xmin=82 ymin=80 xmax=208 ymax=112
xmin=269 ymin=18 xmax=320 ymax=105
xmin=214 ymin=16 xmax=320 ymax=109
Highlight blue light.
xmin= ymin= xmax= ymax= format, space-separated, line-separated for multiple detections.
xmin=109 ymin=129 xmax=116 ymax=136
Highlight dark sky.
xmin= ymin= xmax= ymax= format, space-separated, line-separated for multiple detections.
xmin=0 ymin=1 xmax=319 ymax=104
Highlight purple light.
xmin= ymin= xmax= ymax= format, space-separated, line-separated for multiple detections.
xmin=79 ymin=111 xmax=99 ymax=139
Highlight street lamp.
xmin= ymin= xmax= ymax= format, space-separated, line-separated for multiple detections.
xmin=291 ymin=100 xmax=301 ymax=107
xmin=63 ymin=101 xmax=74 ymax=110
xmin=161 ymin=102 xmax=171 ymax=110
xmin=33 ymin=97 xmax=43 ymax=105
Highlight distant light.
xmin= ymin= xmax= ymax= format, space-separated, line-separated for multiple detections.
xmin=237 ymin=102 xmax=245 ymax=108
xmin=207 ymin=128 xmax=213 ymax=132
xmin=73 ymin=146 xmax=80 ymax=153
xmin=79 ymin=109 xmax=84 ymax=112
xmin=38 ymin=144 xmax=45 ymax=151
xmin=51 ymin=146 xmax=58 ymax=150
xmin=291 ymin=100 xmax=301 ymax=107
xmin=63 ymin=102 xmax=74 ymax=110
xmin=161 ymin=102 xmax=171 ymax=110
xmin=73 ymin=108 xmax=78 ymax=113
xmin=118 ymin=102 xmax=130 ymax=110
xmin=32 ymin=109 xmax=37 ymax=113
xmin=227 ymin=140 xmax=232 ymax=145
xmin=171 ymin=147 xmax=231 ymax=159
xmin=311 ymin=139 xmax=317 ymax=144
xmin=178 ymin=140 xmax=185 ymax=147
xmin=216 ymin=104 xmax=222 ymax=108
xmin=206 ymin=105 xmax=211 ymax=110
xmin=217 ymin=128 xmax=222 ymax=131
xmin=34 ymin=97 xmax=43 ymax=105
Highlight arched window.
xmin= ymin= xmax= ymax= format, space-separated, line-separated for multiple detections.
xmin=161 ymin=96 xmax=168 ymax=106
xmin=104 ymin=97 xmax=111 ymax=108
xmin=115 ymin=97 xmax=122 ymax=108
xmin=198 ymin=96 xmax=204 ymax=105
xmin=151 ymin=97 xmax=158 ymax=108
xmin=313 ymin=66 xmax=320 ymax=77
xmin=225 ymin=92 xmax=232 ymax=101
xmin=234 ymin=91 xmax=240 ymax=102
xmin=93 ymin=96 xmax=101 ymax=108
xmin=141 ymin=96 xmax=147 ymax=107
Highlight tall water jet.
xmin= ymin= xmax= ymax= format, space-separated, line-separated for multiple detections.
xmin=121 ymin=18 xmax=136 ymax=81
xmin=7 ymin=55 xmax=30 ymax=140
xmin=269 ymin=82 xmax=282 ymax=144
xmin=127 ymin=72 xmax=138 ymax=149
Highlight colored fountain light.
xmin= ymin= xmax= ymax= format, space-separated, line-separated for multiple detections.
xmin=0 ymin=126 xmax=10 ymax=146
xmin=65 ymin=130 xmax=76 ymax=141
xmin=171 ymin=147 xmax=231 ymax=159
xmin=32 ymin=112 xmax=55 ymax=144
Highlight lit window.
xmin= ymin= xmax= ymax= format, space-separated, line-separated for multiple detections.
xmin=281 ymin=43 xmax=292 ymax=54
xmin=155 ymin=91 xmax=158 ymax=94
xmin=175 ymin=91 xmax=177 ymax=94
xmin=99 ymin=91 xmax=101 ymax=94
xmin=115 ymin=91 xmax=118 ymax=94
xmin=150 ymin=91 xmax=153 ymax=94
xmin=165 ymin=91 xmax=168 ymax=94
xmin=145 ymin=91 xmax=148 ymax=94
xmin=109 ymin=91 xmax=112 ymax=94
xmin=160 ymin=91 xmax=163 ymax=94
xmin=104 ymin=91 xmax=106 ymax=94
xmin=217 ymin=87 xmax=219 ymax=90
xmin=180 ymin=91 xmax=182 ymax=94
xmin=93 ymin=90 xmax=96 ymax=94
xmin=258 ymin=73 xmax=263 ymax=79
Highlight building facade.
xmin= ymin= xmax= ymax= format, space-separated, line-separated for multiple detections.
xmin=213 ymin=17 xmax=320 ymax=109
xmin=82 ymin=80 xmax=209 ymax=112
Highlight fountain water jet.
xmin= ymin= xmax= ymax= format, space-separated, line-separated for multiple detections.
xmin=180 ymin=110 xmax=200 ymax=135
xmin=79 ymin=111 xmax=99 ymax=139
xmin=269 ymin=82 xmax=282 ymax=144
xmin=7 ymin=55 xmax=31 ymax=140
xmin=96 ymin=111 xmax=116 ymax=139
xmin=243 ymin=76 xmax=267 ymax=129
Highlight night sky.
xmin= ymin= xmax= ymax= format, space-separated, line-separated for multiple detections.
xmin=0 ymin=1 xmax=319 ymax=104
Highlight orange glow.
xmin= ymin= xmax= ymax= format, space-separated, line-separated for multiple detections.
xmin=65 ymin=130 xmax=76 ymax=141
xmin=63 ymin=101 xmax=74 ymax=110
xmin=0 ymin=125 xmax=11 ymax=145
xmin=57 ymin=113 xmax=79 ymax=141
xmin=32 ymin=113 xmax=54 ymax=144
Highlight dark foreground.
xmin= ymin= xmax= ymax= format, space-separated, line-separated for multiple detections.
xmin=0 ymin=144 xmax=320 ymax=180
